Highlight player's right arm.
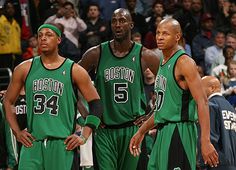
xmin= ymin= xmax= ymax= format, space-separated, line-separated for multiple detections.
xmin=3 ymin=60 xmax=35 ymax=147
xmin=129 ymin=114 xmax=156 ymax=156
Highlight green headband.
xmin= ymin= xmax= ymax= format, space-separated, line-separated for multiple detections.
xmin=37 ymin=24 xmax=61 ymax=37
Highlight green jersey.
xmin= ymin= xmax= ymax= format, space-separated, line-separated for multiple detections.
xmin=25 ymin=56 xmax=77 ymax=140
xmin=154 ymin=50 xmax=198 ymax=124
xmin=95 ymin=41 xmax=146 ymax=125
xmin=0 ymin=103 xmax=18 ymax=169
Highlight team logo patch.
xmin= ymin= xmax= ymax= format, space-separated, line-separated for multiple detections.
xmin=174 ymin=167 xmax=181 ymax=170
xmin=132 ymin=56 xmax=135 ymax=61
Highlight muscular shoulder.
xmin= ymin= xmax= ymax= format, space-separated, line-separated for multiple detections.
xmin=141 ymin=47 xmax=160 ymax=76
xmin=14 ymin=59 xmax=33 ymax=82
xmin=141 ymin=47 xmax=158 ymax=58
xmin=72 ymin=63 xmax=90 ymax=83
xmin=79 ymin=45 xmax=101 ymax=72
xmin=176 ymin=55 xmax=196 ymax=71
xmin=175 ymin=55 xmax=199 ymax=89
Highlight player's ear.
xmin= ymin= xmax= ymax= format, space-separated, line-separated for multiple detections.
xmin=130 ymin=22 xmax=134 ymax=29
xmin=176 ymin=32 xmax=181 ymax=42
xmin=57 ymin=37 xmax=61 ymax=44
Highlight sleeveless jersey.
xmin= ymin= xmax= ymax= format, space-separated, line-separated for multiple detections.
xmin=95 ymin=41 xmax=146 ymax=125
xmin=15 ymin=95 xmax=27 ymax=130
xmin=0 ymin=103 xmax=7 ymax=168
xmin=25 ymin=56 xmax=77 ymax=140
xmin=154 ymin=50 xmax=198 ymax=124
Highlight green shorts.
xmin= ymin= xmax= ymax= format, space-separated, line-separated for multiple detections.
xmin=148 ymin=122 xmax=197 ymax=170
xmin=94 ymin=126 xmax=139 ymax=170
xmin=18 ymin=139 xmax=74 ymax=170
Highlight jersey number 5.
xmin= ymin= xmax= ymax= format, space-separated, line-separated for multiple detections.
xmin=34 ymin=94 xmax=59 ymax=116
xmin=114 ymin=83 xmax=128 ymax=103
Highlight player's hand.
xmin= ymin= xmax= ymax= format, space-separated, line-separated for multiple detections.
xmin=201 ymin=140 xmax=219 ymax=167
xmin=16 ymin=129 xmax=35 ymax=147
xmin=0 ymin=90 xmax=6 ymax=97
xmin=129 ymin=131 xmax=144 ymax=157
xmin=148 ymin=128 xmax=157 ymax=138
xmin=64 ymin=134 xmax=84 ymax=150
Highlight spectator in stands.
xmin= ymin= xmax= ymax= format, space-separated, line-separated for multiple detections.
xmin=205 ymin=31 xmax=226 ymax=75
xmin=211 ymin=45 xmax=234 ymax=82
xmin=22 ymin=35 xmax=41 ymax=60
xmin=144 ymin=15 xmax=162 ymax=49
xmin=221 ymin=60 xmax=236 ymax=108
xmin=230 ymin=1 xmax=236 ymax=14
xmin=178 ymin=34 xmax=192 ymax=56
xmin=67 ymin=0 xmax=79 ymax=14
xmin=98 ymin=0 xmax=126 ymax=22
xmin=226 ymin=12 xmax=236 ymax=34
xmin=80 ymin=3 xmax=109 ymax=53
xmin=162 ymin=0 xmax=182 ymax=15
xmin=146 ymin=1 xmax=166 ymax=30
xmin=131 ymin=31 xmax=142 ymax=43
xmin=214 ymin=0 xmax=231 ymax=34
xmin=225 ymin=33 xmax=236 ymax=59
xmin=13 ymin=0 xmax=40 ymax=47
xmin=38 ymin=0 xmax=66 ymax=24
xmin=173 ymin=0 xmax=192 ymax=22
xmin=135 ymin=0 xmax=155 ymax=18
xmin=176 ymin=0 xmax=204 ymax=45
xmin=192 ymin=12 xmax=216 ymax=73
xmin=54 ymin=1 xmax=87 ymax=48
xmin=0 ymin=1 xmax=21 ymax=70
xmin=55 ymin=23 xmax=81 ymax=62
xmin=44 ymin=5 xmax=65 ymax=24
xmin=203 ymin=0 xmax=225 ymax=16
xmin=78 ymin=0 xmax=97 ymax=20
xmin=125 ymin=0 xmax=148 ymax=39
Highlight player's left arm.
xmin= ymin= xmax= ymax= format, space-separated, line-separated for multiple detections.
xmin=177 ymin=55 xmax=219 ymax=167
xmin=65 ymin=63 xmax=102 ymax=150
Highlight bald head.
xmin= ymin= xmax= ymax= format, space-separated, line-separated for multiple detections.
xmin=113 ymin=8 xmax=132 ymax=22
xmin=201 ymin=76 xmax=221 ymax=97
xmin=159 ymin=18 xmax=182 ymax=35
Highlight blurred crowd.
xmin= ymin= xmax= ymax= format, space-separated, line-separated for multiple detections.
xmin=1 ymin=0 xmax=236 ymax=107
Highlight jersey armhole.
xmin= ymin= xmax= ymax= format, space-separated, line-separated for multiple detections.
xmin=139 ymin=45 xmax=145 ymax=85
xmin=95 ymin=44 xmax=102 ymax=79
xmin=173 ymin=53 xmax=190 ymax=91
xmin=25 ymin=57 xmax=36 ymax=86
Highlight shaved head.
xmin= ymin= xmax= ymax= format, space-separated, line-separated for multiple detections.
xmin=159 ymin=18 xmax=182 ymax=35
xmin=113 ymin=8 xmax=132 ymax=22
xmin=156 ymin=17 xmax=183 ymax=50
xmin=202 ymin=76 xmax=221 ymax=97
